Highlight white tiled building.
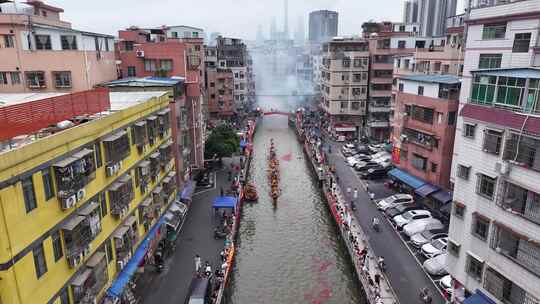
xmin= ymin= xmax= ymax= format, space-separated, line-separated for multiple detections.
xmin=448 ymin=0 xmax=540 ymax=303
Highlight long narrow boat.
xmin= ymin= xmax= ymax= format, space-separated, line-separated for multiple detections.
xmin=267 ymin=139 xmax=280 ymax=202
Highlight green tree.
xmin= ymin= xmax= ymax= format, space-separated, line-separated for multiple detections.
xmin=204 ymin=125 xmax=240 ymax=159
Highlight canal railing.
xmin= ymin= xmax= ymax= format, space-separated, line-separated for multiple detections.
xmin=301 ymin=131 xmax=399 ymax=304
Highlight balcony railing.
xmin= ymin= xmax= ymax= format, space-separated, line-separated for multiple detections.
xmin=497 ymin=180 xmax=540 ymax=225
xmin=368 ymin=120 xmax=390 ymax=128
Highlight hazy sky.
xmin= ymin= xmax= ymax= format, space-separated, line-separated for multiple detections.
xmin=45 ymin=0 xmax=464 ymax=40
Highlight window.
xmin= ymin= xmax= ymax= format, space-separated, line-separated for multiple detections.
xmin=398 ymin=83 xmax=404 ymax=92
xmin=340 ymin=102 xmax=348 ymax=109
xmin=94 ymin=142 xmax=102 ymax=168
xmin=3 ymin=35 xmax=14 ymax=48
xmin=464 ymin=123 xmax=476 ymax=138
xmin=411 ymin=105 xmax=434 ymax=124
xmin=400 ymin=149 xmax=408 ymax=160
xmin=25 ymin=71 xmax=46 ymax=88
xmin=160 ymin=59 xmax=173 ymax=71
xmin=477 ymin=174 xmax=496 ymax=200
xmin=53 ymin=71 xmax=72 ymax=88
xmin=353 ymin=73 xmax=363 ymax=82
xmin=482 ymin=23 xmax=506 ymax=40
xmin=106 ymin=239 xmax=114 ymax=264
xmin=22 ymin=176 xmax=37 ymax=213
xmin=471 ymin=75 xmax=496 ymax=105
xmin=51 ymin=230 xmax=63 ymax=261
xmin=0 ymin=72 xmax=6 ymax=85
xmin=457 ymin=165 xmax=471 ymax=180
xmin=453 ymin=202 xmax=465 ymax=218
xmin=417 ymin=86 xmax=424 ymax=96
xmin=171 ymin=31 xmax=178 ymax=38
xmin=483 ymin=129 xmax=502 ymax=155
xmin=41 ymin=169 xmax=54 ymax=200
xmin=35 ymin=34 xmax=51 ymax=50
xmin=59 ymin=288 xmax=69 ymax=304
xmin=144 ymin=59 xmax=157 ymax=72
xmin=478 ymin=54 xmax=502 ymax=69
xmin=496 ymin=77 xmax=526 ymax=108
xmin=466 ymin=254 xmax=483 ymax=281
xmin=431 ymin=162 xmax=438 ymax=173
xmin=105 ymin=38 xmax=110 ymax=52
xmin=503 ymin=133 xmax=540 ymax=171
xmin=33 ymin=243 xmax=48 ymax=278
xmin=100 ymin=192 xmax=107 ymax=218
xmin=448 ymin=239 xmax=461 ymax=256
xmin=472 ymin=213 xmax=490 ymax=240
xmin=512 ymin=33 xmax=531 ymax=53
xmin=124 ymin=41 xmax=134 ymax=51
xmin=60 ymin=35 xmax=77 ymax=50
xmin=398 ymin=40 xmax=406 ymax=48
xmin=411 ymin=154 xmax=428 ymax=171
xmin=351 ymin=102 xmax=360 ymax=110
xmin=10 ymin=72 xmax=21 ymax=85
xmin=353 ymin=58 xmax=362 ymax=67
xmin=127 ymin=66 xmax=136 ymax=77
xmin=448 ymin=111 xmax=456 ymax=125
xmin=342 ymin=57 xmax=351 ymax=67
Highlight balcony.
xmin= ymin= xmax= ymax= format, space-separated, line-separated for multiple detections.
xmin=503 ymin=132 xmax=540 ymax=172
xmin=370 ymin=90 xmax=392 ymax=98
xmin=159 ymin=140 xmax=173 ymax=169
xmin=71 ymin=252 xmax=108 ymax=304
xmin=369 ymin=105 xmax=391 ymax=113
xmin=158 ymin=109 xmax=171 ymax=138
xmin=446 ymin=14 xmax=465 ymax=29
xmin=370 ymin=77 xmax=393 ymax=84
xmin=401 ymin=127 xmax=438 ymax=150
xmin=103 ymin=130 xmax=131 ymax=176
xmin=371 ymin=63 xmax=393 ymax=70
xmin=497 ymin=180 xmax=540 ymax=225
xmin=133 ymin=121 xmax=149 ymax=153
xmin=149 ymin=152 xmax=161 ymax=181
xmin=61 ymin=215 xmax=93 ymax=268
xmin=113 ymin=225 xmax=135 ymax=271
xmin=53 ymin=148 xmax=97 ymax=210
xmin=368 ymin=120 xmax=390 ymax=128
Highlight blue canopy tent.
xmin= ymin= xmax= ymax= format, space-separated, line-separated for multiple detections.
xmin=388 ymin=168 xmax=426 ymax=190
xmin=240 ymin=139 xmax=248 ymax=149
xmin=212 ymin=196 xmax=238 ymax=210
xmin=106 ymin=216 xmax=165 ymax=298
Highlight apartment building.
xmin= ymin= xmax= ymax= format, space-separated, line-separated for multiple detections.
xmin=447 ymin=0 xmax=540 ymax=303
xmin=0 ymin=89 xmax=181 ymax=304
xmin=205 ymin=46 xmax=235 ymax=119
xmin=0 ymin=1 xmax=116 ymax=93
xmin=308 ymin=10 xmax=339 ymax=44
xmin=116 ymin=26 xmax=206 ymax=169
xmin=320 ymin=38 xmax=370 ymax=139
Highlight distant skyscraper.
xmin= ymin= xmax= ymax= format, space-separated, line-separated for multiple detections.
xmin=294 ymin=16 xmax=305 ymax=46
xmin=402 ymin=0 xmax=457 ymax=37
xmin=270 ymin=17 xmax=277 ymax=40
xmin=308 ymin=10 xmax=338 ymax=44
xmin=283 ymin=0 xmax=289 ymax=39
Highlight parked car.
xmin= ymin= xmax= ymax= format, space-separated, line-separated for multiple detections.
xmin=404 ymin=219 xmax=445 ymax=238
xmin=421 ymin=237 xmax=448 ymax=259
xmin=360 ymin=167 xmax=388 ymax=179
xmin=376 ymin=194 xmax=414 ymax=211
xmin=423 ymin=253 xmax=448 ymax=276
xmin=354 ymin=161 xmax=381 ymax=172
xmin=385 ymin=203 xmax=418 ymax=218
xmin=374 ymin=157 xmax=391 ymax=167
xmin=392 ymin=210 xmax=432 ymax=229
xmin=355 ymin=144 xmax=371 ymax=155
xmin=438 ymin=275 xmax=453 ymax=296
xmin=409 ymin=226 xmax=447 ymax=246
xmin=370 ymin=151 xmax=390 ymax=160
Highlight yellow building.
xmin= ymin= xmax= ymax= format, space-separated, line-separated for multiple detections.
xmin=0 ymin=90 xmax=180 ymax=304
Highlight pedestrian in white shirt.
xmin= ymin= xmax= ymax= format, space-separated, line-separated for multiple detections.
xmin=347 ymin=187 xmax=351 ymax=195
xmin=194 ymin=254 xmax=201 ymax=273
xmin=353 ymin=188 xmax=358 ymax=201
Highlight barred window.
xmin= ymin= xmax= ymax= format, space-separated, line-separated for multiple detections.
xmin=472 ymin=213 xmax=490 ymax=240
xmin=483 ymin=129 xmax=502 ymax=155
xmin=503 ymin=133 xmax=540 ymax=172
xmin=476 ymin=174 xmax=496 ymax=200
xmin=463 ymin=123 xmax=476 ymax=138
xmin=457 ymin=165 xmax=470 ymax=180
xmin=466 ymin=254 xmax=483 ymax=281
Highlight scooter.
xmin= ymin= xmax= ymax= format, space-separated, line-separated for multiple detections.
xmin=154 ymin=250 xmax=164 ymax=272
xmin=214 ymin=227 xmax=228 ymax=239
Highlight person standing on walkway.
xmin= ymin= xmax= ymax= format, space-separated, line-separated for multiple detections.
xmin=194 ymin=255 xmax=201 ymax=273
xmin=374 ymin=273 xmax=381 ymax=288
xmin=353 ymin=188 xmax=358 ymax=201
xmin=347 ymin=187 xmax=351 ymax=196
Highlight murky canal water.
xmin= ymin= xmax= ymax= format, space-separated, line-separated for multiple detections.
xmin=227 ymin=115 xmax=365 ymax=304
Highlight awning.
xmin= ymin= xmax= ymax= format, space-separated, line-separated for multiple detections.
xmin=78 ymin=202 xmax=99 ymax=216
xmin=119 ymin=174 xmax=132 ymax=183
xmin=212 ymin=196 xmax=238 ymax=209
xmin=335 ymin=127 xmax=356 ymax=132
xmin=180 ymin=180 xmax=195 ymax=202
xmin=415 ymin=183 xmax=440 ymax=198
xmin=431 ymin=190 xmax=453 ymax=204
xmin=103 ymin=130 xmax=127 ymax=142
xmin=388 ymin=168 xmax=426 ymax=189
xmin=157 ymin=108 xmax=171 ymax=115
xmin=72 ymin=148 xmax=94 ymax=159
xmin=123 ymin=216 xmax=137 ymax=227
xmin=62 ymin=216 xmax=85 ymax=231
xmin=107 ymin=214 xmax=166 ymax=298
xmin=71 ymin=269 xmax=92 ymax=287
xmin=109 ymin=182 xmax=123 ymax=192
xmin=134 ymin=121 xmax=147 ymax=127
xmin=53 ymin=156 xmax=79 ymax=168
xmin=463 ymin=292 xmax=496 ymax=304
xmin=112 ymin=226 xmax=130 ymax=238
xmin=150 ymin=152 xmax=160 ymax=159
xmin=138 ymin=160 xmax=151 ymax=168
xmin=160 ymin=141 xmax=172 ymax=149
xmin=86 ymin=251 xmax=105 ymax=268
xmin=146 ymin=115 xmax=158 ymax=121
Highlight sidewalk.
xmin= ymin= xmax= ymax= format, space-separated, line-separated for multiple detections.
xmin=326 ymin=141 xmax=445 ymax=304
xmin=135 ymin=157 xmax=239 ymax=304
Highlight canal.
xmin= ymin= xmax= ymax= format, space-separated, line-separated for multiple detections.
xmin=227 ymin=114 xmax=366 ymax=303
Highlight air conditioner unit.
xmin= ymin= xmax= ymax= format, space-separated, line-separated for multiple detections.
xmin=106 ymin=165 xmax=115 ymax=177
xmin=141 ymin=166 xmax=149 ymax=176
xmin=68 ymin=254 xmax=83 ymax=268
xmin=495 ymin=161 xmax=511 ymax=175
xmin=77 ymin=189 xmax=86 ymax=201
xmin=400 ymin=134 xmax=408 ymax=142
xmin=62 ymin=195 xmax=77 ymax=210
xmin=136 ymin=50 xmax=145 ymax=57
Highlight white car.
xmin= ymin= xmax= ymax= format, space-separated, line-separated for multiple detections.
xmin=392 ymin=209 xmax=431 ymax=229
xmin=376 ymin=194 xmax=414 ymax=211
xmin=438 ymin=275 xmax=453 ymax=296
xmin=423 ymin=253 xmax=448 ymax=276
xmin=421 ymin=237 xmax=448 ymax=259
xmin=371 ymin=151 xmax=390 ymax=160
xmin=403 ymin=218 xmax=444 ymax=238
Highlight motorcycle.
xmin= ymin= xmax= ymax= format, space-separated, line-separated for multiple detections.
xmin=154 ymin=250 xmax=164 ymax=272
xmin=372 ymin=218 xmax=380 ymax=232
xmin=214 ymin=227 xmax=228 ymax=239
